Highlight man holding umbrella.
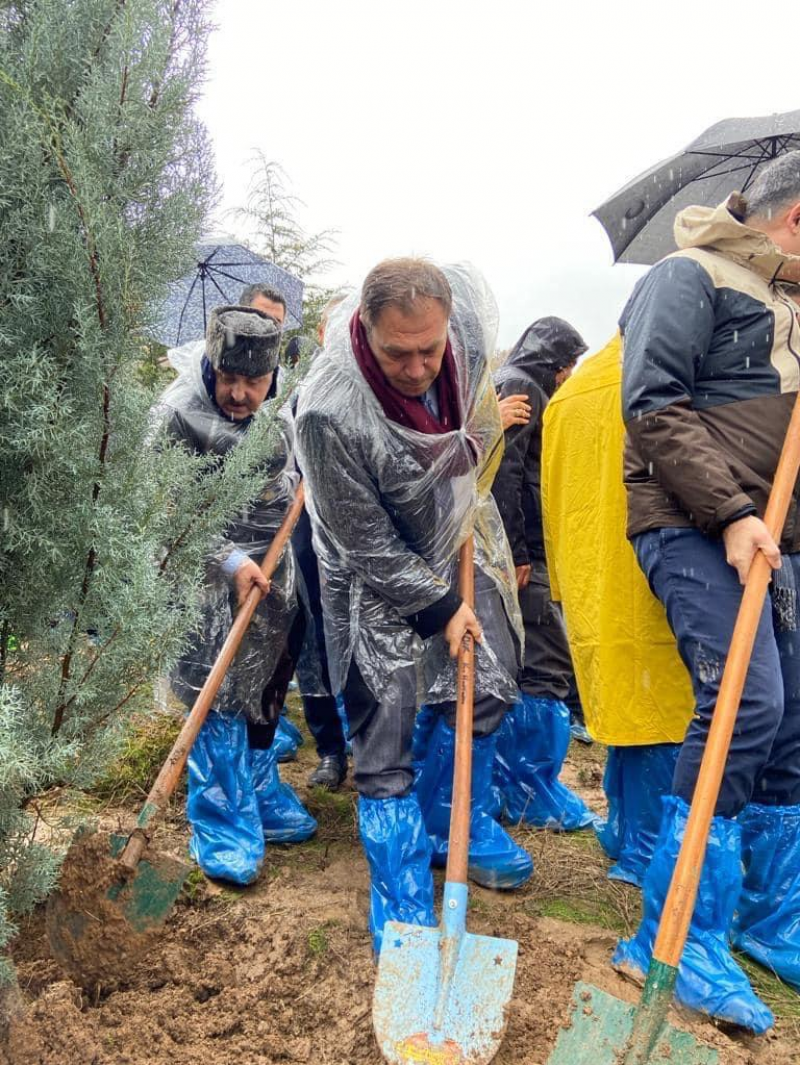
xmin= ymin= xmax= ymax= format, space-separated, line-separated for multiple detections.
xmin=614 ymin=151 xmax=800 ymax=1028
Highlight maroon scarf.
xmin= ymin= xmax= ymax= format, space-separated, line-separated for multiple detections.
xmin=350 ymin=312 xmax=462 ymax=434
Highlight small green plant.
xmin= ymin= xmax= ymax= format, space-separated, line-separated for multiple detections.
xmin=180 ymin=867 xmax=207 ymax=904
xmin=307 ymin=926 xmax=330 ymax=956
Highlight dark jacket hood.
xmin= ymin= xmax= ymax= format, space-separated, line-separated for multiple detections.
xmin=495 ymin=317 xmax=588 ymax=398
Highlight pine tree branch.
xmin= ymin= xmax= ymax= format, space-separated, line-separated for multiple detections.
xmin=47 ymin=139 xmax=112 ymax=735
xmin=53 ymin=624 xmax=122 ymax=723
xmin=0 ymin=620 xmax=8 ymax=685
xmin=148 ymin=0 xmax=181 ymax=110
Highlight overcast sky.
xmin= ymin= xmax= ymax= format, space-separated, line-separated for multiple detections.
xmin=196 ymin=0 xmax=799 ymax=351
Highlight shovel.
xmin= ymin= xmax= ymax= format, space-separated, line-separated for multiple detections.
xmin=373 ymin=536 xmax=518 ymax=1065
xmin=48 ymin=482 xmax=306 ymax=973
xmin=548 ymin=390 xmax=800 ymax=1065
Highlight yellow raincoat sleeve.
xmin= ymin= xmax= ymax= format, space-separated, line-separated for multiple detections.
xmin=541 ymin=335 xmax=693 ymax=746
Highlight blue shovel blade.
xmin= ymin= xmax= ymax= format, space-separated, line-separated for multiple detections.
xmin=373 ymin=920 xmax=518 ymax=1065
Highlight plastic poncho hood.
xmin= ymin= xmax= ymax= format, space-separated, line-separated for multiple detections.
xmin=295 ymin=263 xmax=522 ymax=705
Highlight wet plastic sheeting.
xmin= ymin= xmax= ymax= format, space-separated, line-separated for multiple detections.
xmin=295 ymin=264 xmax=522 ymax=707
xmin=153 ymin=341 xmax=297 ymax=725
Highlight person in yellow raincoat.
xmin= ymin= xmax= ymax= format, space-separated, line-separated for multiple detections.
xmin=540 ymin=334 xmax=693 ymax=886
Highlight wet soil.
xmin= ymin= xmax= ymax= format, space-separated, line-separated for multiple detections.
xmin=6 ymin=726 xmax=799 ymax=1065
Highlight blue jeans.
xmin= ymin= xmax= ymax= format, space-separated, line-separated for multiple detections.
xmin=633 ymin=528 xmax=800 ymax=818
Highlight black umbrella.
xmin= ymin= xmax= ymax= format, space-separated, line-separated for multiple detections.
xmin=593 ymin=109 xmax=800 ymax=265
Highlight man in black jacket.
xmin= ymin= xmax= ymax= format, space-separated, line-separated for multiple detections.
xmin=614 ymin=153 xmax=800 ymax=1031
xmin=295 ymin=259 xmax=533 ymax=952
xmin=490 ymin=318 xmax=595 ymax=832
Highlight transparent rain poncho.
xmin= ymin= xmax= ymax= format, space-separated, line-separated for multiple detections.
xmin=295 ymin=263 xmax=522 ymax=706
xmin=152 ymin=341 xmax=297 ymax=724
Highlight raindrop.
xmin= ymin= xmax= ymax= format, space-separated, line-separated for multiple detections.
xmin=733 ymin=330 xmax=739 ymax=344
xmin=225 ymin=326 xmax=235 ymax=348
xmin=47 ymin=204 xmax=57 ymax=232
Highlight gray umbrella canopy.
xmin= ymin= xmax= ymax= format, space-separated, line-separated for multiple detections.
xmin=151 ymin=243 xmax=304 ymax=347
xmin=593 ymin=110 xmax=800 ymax=265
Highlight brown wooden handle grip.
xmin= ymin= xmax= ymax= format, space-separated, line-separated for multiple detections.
xmin=653 ymin=393 xmax=800 ymax=967
xmin=446 ymin=536 xmax=476 ymax=887
xmin=119 ymin=481 xmax=306 ymax=869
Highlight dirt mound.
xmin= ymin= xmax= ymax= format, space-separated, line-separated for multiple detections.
xmin=8 ymin=848 xmax=796 ymax=1065
xmin=43 ymin=830 xmax=167 ymax=994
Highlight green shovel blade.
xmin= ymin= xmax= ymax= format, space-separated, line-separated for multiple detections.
xmin=547 ymin=982 xmax=718 ymax=1065
xmin=373 ymin=920 xmax=517 ymax=1065
xmin=107 ymin=833 xmax=189 ymax=933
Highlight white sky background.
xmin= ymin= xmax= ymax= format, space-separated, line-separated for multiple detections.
xmin=197 ymin=0 xmax=799 ymax=352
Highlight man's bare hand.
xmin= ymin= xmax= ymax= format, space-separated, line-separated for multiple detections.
xmin=498 ymin=393 xmax=532 ymax=431
xmin=515 ymin=564 xmax=532 ymax=590
xmin=722 ymin=515 xmax=781 ymax=585
xmin=443 ymin=602 xmax=483 ymax=658
xmin=233 ymin=558 xmax=271 ymax=607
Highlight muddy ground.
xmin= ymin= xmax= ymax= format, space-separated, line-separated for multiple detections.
xmin=5 ymin=704 xmax=800 ymax=1065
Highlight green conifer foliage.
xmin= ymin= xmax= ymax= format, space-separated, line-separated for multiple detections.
xmin=0 ymin=0 xmax=296 ymax=982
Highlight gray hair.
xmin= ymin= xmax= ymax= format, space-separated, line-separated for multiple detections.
xmin=744 ymin=151 xmax=800 ymax=223
xmin=239 ymin=282 xmax=287 ymax=311
xmin=360 ymin=258 xmax=452 ymax=328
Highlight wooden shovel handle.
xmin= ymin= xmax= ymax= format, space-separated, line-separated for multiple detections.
xmin=119 ymin=481 xmax=306 ymax=871
xmin=446 ymin=536 xmax=476 ymax=887
xmin=654 ymin=393 xmax=800 ymax=967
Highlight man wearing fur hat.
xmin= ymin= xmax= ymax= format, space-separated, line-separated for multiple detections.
xmin=614 ymin=151 xmax=800 ymax=1030
xmin=153 ymin=305 xmax=316 ymax=886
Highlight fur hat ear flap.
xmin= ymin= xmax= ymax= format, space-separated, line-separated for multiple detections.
xmin=206 ymin=305 xmax=281 ymax=377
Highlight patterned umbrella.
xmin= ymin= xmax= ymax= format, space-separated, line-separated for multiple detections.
xmin=152 ymin=243 xmax=304 ymax=345
xmin=593 ymin=109 xmax=800 ymax=265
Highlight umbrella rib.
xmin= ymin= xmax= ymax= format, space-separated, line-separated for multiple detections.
xmin=175 ymin=272 xmax=202 ymax=345
xmin=206 ymin=272 xmax=231 ymax=303
xmin=208 ymin=267 xmax=254 ymax=286
xmin=690 ymin=160 xmax=771 ymax=184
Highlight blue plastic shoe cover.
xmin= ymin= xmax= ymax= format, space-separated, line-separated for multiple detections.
xmin=613 ymin=795 xmax=774 ymax=1033
xmin=358 ymin=795 xmax=436 ymax=954
xmin=570 ymin=720 xmax=593 ymax=745
xmin=733 ymin=802 xmax=800 ymax=990
xmin=273 ymin=712 xmax=303 ymax=763
xmin=493 ymin=695 xmax=597 ymax=831
xmin=596 ymin=744 xmax=679 ymax=887
xmin=250 ymin=743 xmax=317 ymax=844
xmin=415 ymin=718 xmax=533 ymax=890
xmin=335 ymin=693 xmax=353 ymax=756
xmin=186 ymin=711 xmax=264 ymax=884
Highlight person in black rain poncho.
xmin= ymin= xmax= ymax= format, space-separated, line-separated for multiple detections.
xmin=490 ymin=318 xmax=597 ymax=832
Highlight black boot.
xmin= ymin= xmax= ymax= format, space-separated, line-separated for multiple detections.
xmin=309 ymin=752 xmax=348 ymax=790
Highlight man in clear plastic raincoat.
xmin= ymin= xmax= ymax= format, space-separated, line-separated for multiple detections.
xmin=153 ymin=305 xmax=316 ymax=886
xmin=490 ymin=316 xmax=596 ymax=833
xmin=295 ymin=259 xmax=533 ymax=952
